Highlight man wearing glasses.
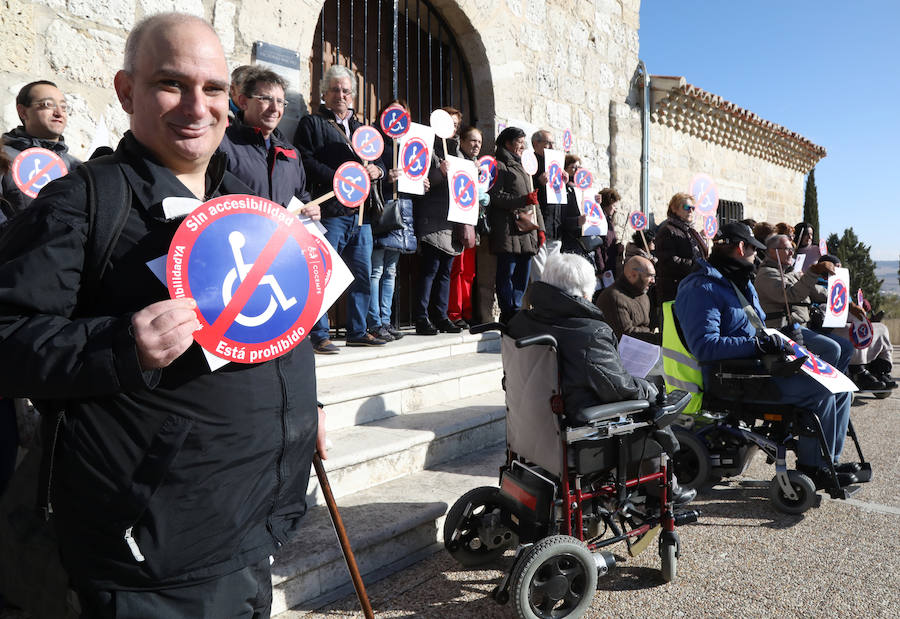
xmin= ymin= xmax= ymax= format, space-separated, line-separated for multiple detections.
xmin=293 ymin=65 xmax=386 ymax=353
xmin=1 ymin=80 xmax=81 ymax=218
xmin=218 ymin=67 xmax=318 ymax=219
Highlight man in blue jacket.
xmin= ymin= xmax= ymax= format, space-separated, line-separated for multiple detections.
xmin=675 ymin=222 xmax=857 ymax=488
xmin=218 ymin=67 xmax=319 ymax=219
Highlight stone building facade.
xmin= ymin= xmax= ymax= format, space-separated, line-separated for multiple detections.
xmin=1 ymin=0 xmax=822 ymax=233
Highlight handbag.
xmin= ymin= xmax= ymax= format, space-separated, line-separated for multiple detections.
xmin=371 ymin=194 xmax=405 ymax=237
xmin=514 ymin=206 xmax=539 ymax=233
xmin=577 ymin=235 xmax=604 ymax=252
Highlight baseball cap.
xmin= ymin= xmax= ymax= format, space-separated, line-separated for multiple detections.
xmin=714 ymin=222 xmax=765 ymax=250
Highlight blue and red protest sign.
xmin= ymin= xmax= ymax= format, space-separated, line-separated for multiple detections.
xmin=629 ymin=211 xmax=648 ymax=231
xmin=768 ymin=329 xmax=857 ymax=393
xmin=332 ymin=161 xmax=371 ymax=208
xmin=380 ymin=104 xmax=410 ymax=139
xmin=703 ymin=215 xmax=719 ymax=238
xmin=451 ymin=171 xmax=477 ymax=211
xmin=547 ymin=161 xmax=564 ymax=193
xmin=573 ymin=168 xmax=593 ymax=190
xmin=167 ymin=195 xmax=327 ymax=364
xmin=351 ymin=126 xmax=384 ymax=162
xmin=477 ymin=155 xmax=498 ymax=191
xmin=11 ymin=147 xmax=68 ymax=198
xmin=823 ymin=267 xmax=851 ymax=328
xmin=849 ymin=316 xmax=874 ymax=349
xmin=689 ymin=173 xmax=719 ymax=215
xmin=400 ymin=137 xmax=429 ymax=181
xmin=562 ymin=129 xmax=573 ymax=152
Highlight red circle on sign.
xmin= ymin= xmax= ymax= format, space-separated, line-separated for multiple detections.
xmin=703 ymin=215 xmax=719 ymax=238
xmin=379 ymin=104 xmax=410 ymax=138
xmin=400 ymin=138 xmax=430 ymax=181
xmin=11 ymin=147 xmax=68 ymax=198
xmin=333 ymin=161 xmax=371 ymax=208
xmin=166 ymin=194 xmax=326 ymax=364
xmin=521 ymin=150 xmax=538 ymax=175
xmin=562 ymin=129 xmax=573 ymax=152
xmin=477 ymin=155 xmax=497 ymax=190
xmin=629 ymin=211 xmax=647 ymax=231
xmin=451 ymin=171 xmax=477 ymax=210
xmin=351 ymin=126 xmax=385 ymax=162
xmin=689 ymin=173 xmax=719 ymax=215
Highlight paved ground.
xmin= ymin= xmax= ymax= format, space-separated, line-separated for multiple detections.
xmin=295 ymin=386 xmax=900 ymax=618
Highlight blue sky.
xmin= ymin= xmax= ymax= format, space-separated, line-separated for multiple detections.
xmin=639 ymin=0 xmax=899 ymax=260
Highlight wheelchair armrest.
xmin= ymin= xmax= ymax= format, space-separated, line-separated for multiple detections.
xmin=578 ymin=399 xmax=651 ymax=424
xmin=706 ymin=357 xmax=765 ymax=371
xmin=656 ymin=389 xmax=691 ymax=415
xmin=515 ymin=334 xmax=559 ymax=349
xmin=469 ymin=322 xmax=506 ymax=335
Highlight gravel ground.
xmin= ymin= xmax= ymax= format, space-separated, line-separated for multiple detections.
xmin=295 ymin=387 xmax=900 ymax=619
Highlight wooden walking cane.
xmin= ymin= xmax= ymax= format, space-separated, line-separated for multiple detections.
xmin=313 ymin=454 xmax=375 ymax=619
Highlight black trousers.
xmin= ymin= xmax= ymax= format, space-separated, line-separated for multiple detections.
xmin=415 ymin=241 xmax=455 ymax=321
xmin=75 ymin=557 xmax=273 ymax=619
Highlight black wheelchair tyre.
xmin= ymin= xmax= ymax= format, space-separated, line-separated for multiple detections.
xmin=671 ymin=427 xmax=711 ymax=490
xmin=444 ymin=486 xmax=517 ymax=567
xmin=769 ymin=470 xmax=817 ymax=514
xmin=510 ymin=535 xmax=597 ymax=619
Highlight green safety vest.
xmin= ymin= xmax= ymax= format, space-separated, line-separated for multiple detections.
xmin=661 ymin=301 xmax=704 ymax=415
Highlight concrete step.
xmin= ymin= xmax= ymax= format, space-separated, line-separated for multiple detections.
xmin=272 ymin=443 xmax=506 ymax=616
xmin=314 ymin=330 xmax=500 ymax=380
xmin=318 ymin=350 xmax=503 ymax=432
xmin=306 ymin=391 xmax=506 ymax=507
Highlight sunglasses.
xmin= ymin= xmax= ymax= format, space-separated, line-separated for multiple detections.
xmin=683 ymin=204 xmax=695 ymax=211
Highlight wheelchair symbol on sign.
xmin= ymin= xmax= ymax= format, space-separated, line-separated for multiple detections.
xmin=401 ymin=138 xmax=429 ymax=180
xmin=452 ymin=172 xmax=476 ymax=209
xmin=222 ymin=231 xmax=297 ymax=327
xmin=27 ymin=159 xmax=53 ymax=192
xmin=830 ymin=282 xmax=847 ymax=314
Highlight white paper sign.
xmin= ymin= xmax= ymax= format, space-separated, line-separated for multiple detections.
xmin=397 ymin=122 xmax=435 ymax=195
xmin=581 ymin=199 xmax=607 ymax=237
xmin=543 ymin=148 xmax=566 ymax=205
xmin=618 ymin=335 xmax=661 ymax=379
xmin=822 ymin=267 xmax=851 ymax=328
xmin=766 ymin=329 xmax=858 ymax=394
xmin=445 ymin=155 xmax=479 ymax=226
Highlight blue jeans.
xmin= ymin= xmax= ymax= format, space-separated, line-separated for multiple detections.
xmin=311 ymin=216 xmax=373 ymax=341
xmin=368 ymin=247 xmax=400 ymax=327
xmin=495 ymin=253 xmax=532 ymax=315
xmin=416 ymin=242 xmax=454 ymax=321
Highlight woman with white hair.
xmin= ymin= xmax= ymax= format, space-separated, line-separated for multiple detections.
xmin=507 ymin=254 xmax=657 ymax=410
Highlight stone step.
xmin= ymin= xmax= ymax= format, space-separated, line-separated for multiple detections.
xmin=317 ymin=350 xmax=504 ymax=432
xmin=306 ymin=391 xmax=506 ymax=508
xmin=314 ymin=330 xmax=500 ymax=380
xmin=272 ymin=443 xmax=507 ymax=616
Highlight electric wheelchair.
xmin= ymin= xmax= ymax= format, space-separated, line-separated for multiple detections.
xmin=444 ymin=324 xmax=699 ymax=619
xmin=662 ymin=304 xmax=872 ymax=515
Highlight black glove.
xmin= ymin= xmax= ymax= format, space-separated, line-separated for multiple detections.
xmin=754 ymin=333 xmax=787 ymax=356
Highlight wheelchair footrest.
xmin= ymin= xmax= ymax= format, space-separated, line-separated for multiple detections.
xmin=827 ymin=484 xmax=861 ymax=500
xmin=855 ymin=464 xmax=873 ymax=483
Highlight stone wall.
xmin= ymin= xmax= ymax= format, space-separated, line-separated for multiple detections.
xmin=646 ymin=120 xmax=806 ymax=229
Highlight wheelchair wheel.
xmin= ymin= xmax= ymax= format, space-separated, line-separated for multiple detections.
xmin=444 ymin=486 xmax=517 ymax=567
xmin=660 ymin=537 xmax=678 ymax=583
xmin=769 ymin=470 xmax=816 ymax=514
xmin=671 ymin=427 xmax=711 ymax=490
xmin=510 ymin=535 xmax=597 ymax=619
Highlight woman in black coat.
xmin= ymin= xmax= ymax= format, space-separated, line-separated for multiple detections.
xmin=654 ymin=192 xmax=708 ymax=302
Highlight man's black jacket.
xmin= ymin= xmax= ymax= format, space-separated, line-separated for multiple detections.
xmin=0 ymin=132 xmax=318 ymax=590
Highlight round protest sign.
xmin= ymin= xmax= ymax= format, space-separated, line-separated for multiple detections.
xmin=857 ymin=288 xmax=865 ymax=307
xmin=786 ymin=339 xmax=838 ymax=378
xmin=562 ymin=129 xmax=573 ymax=152
xmin=11 ymin=147 xmax=68 ymax=198
xmin=451 ymin=171 xmax=477 ymax=211
xmin=477 ymin=155 xmax=498 ymax=191
xmin=573 ymin=168 xmax=593 ymax=190
xmin=689 ymin=173 xmax=719 ymax=215
xmin=400 ymin=137 xmax=430 ymax=181
xmin=702 ymin=215 xmax=719 ymax=238
xmin=379 ymin=104 xmax=410 ymax=139
xmin=547 ymin=162 xmax=564 ymax=192
xmin=521 ymin=150 xmax=538 ymax=175
xmin=819 ymin=238 xmax=828 ymax=255
xmin=430 ymin=109 xmax=455 ymax=139
xmin=332 ymin=161 xmax=371 ymax=208
xmin=629 ymin=211 xmax=648 ymax=231
xmin=829 ymin=280 xmax=848 ymax=316
xmin=166 ymin=194 xmax=326 ymax=364
xmin=351 ymin=126 xmax=384 ymax=162
xmin=849 ymin=317 xmax=874 ymax=349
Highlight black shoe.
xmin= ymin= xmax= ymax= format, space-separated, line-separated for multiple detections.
xmin=673 ymin=486 xmax=697 ymax=505
xmin=370 ymin=327 xmax=394 ymax=342
xmin=799 ymin=465 xmax=858 ymax=489
xmin=415 ymin=317 xmax=438 ymax=336
xmin=878 ymin=374 xmax=897 ymax=389
xmin=313 ymin=338 xmax=339 ymax=354
xmin=834 ymin=462 xmax=862 ymax=474
xmin=435 ymin=318 xmax=462 ymax=333
xmin=346 ymin=333 xmax=387 ymax=347
xmin=453 ymin=318 xmax=470 ymax=329
xmin=852 ymin=368 xmax=887 ymax=391
xmin=384 ymin=323 xmax=404 ymax=340
xmin=871 ymin=310 xmax=885 ymax=322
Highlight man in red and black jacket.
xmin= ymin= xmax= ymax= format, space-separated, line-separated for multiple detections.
xmin=218 ymin=67 xmax=317 ymax=216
